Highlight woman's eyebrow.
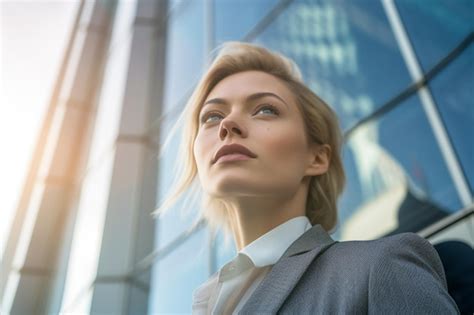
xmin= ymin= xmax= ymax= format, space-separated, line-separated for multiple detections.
xmin=202 ymin=92 xmax=289 ymax=109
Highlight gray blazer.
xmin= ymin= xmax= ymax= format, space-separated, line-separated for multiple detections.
xmin=238 ymin=224 xmax=459 ymax=314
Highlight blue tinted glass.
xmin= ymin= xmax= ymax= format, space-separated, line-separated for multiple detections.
xmin=429 ymin=45 xmax=474 ymax=193
xmin=335 ymin=95 xmax=463 ymax=240
xmin=213 ymin=229 xmax=237 ymax=272
xmin=157 ymin=0 xmax=206 ymax=248
xmin=163 ymin=0 xmax=205 ymax=112
xmin=396 ymin=0 xmax=473 ymax=71
xmin=156 ymin=119 xmax=201 ymax=248
xmin=214 ymin=0 xmax=278 ymax=44
xmin=149 ymin=228 xmax=209 ymax=313
xmin=254 ymin=0 xmax=412 ymax=130
xmin=156 ymin=186 xmax=200 ymax=249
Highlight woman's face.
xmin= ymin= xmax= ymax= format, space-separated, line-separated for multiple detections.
xmin=193 ymin=70 xmax=318 ymax=199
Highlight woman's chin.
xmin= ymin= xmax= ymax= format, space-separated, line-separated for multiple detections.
xmin=208 ymin=181 xmax=284 ymax=198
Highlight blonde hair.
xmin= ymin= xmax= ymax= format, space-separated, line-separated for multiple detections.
xmin=154 ymin=42 xmax=345 ymax=243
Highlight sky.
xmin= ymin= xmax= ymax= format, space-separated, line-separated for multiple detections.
xmin=0 ymin=0 xmax=79 ymax=259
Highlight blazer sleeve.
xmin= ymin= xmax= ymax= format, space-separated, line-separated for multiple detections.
xmin=367 ymin=233 xmax=459 ymax=314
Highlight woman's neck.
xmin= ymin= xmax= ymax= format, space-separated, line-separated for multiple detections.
xmin=225 ymin=185 xmax=309 ymax=251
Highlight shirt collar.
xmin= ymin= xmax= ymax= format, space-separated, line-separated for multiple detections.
xmin=240 ymin=216 xmax=312 ymax=267
xmin=218 ymin=216 xmax=312 ymax=282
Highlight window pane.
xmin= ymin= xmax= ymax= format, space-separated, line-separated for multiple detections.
xmin=213 ymin=229 xmax=237 ymax=272
xmin=429 ymin=45 xmax=474 ymax=193
xmin=156 ymin=118 xmax=202 ymax=247
xmin=396 ymin=0 xmax=473 ymax=71
xmin=149 ymin=228 xmax=209 ymax=314
xmin=157 ymin=0 xmax=206 ymax=248
xmin=163 ymin=0 xmax=205 ymax=112
xmin=336 ymin=95 xmax=463 ymax=240
xmin=214 ymin=0 xmax=278 ymax=43
xmin=254 ymin=0 xmax=413 ymax=130
xmin=60 ymin=3 xmax=135 ymax=309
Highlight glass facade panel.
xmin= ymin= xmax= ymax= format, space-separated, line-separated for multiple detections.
xmin=154 ymin=15 xmax=208 ymax=295
xmin=428 ymin=45 xmax=474 ymax=193
xmin=163 ymin=0 xmax=205 ymax=113
xmin=60 ymin=152 xmax=115 ymax=313
xmin=254 ymin=0 xmax=413 ymax=131
xmin=156 ymin=195 xmax=201 ymax=251
xmin=149 ymin=228 xmax=209 ymax=314
xmin=157 ymin=0 xmax=206 ymax=249
xmin=336 ymin=95 xmax=462 ymax=240
xmin=59 ymin=2 xmax=134 ymax=310
xmin=214 ymin=0 xmax=279 ymax=43
xmin=87 ymin=42 xmax=131 ymax=167
xmin=396 ymin=0 xmax=473 ymax=71
xmin=156 ymin=119 xmax=202 ymax=248
xmin=108 ymin=0 xmax=137 ymax=50
xmin=213 ymin=229 xmax=237 ymax=272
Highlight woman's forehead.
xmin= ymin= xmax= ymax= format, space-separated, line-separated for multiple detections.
xmin=205 ymin=70 xmax=294 ymax=103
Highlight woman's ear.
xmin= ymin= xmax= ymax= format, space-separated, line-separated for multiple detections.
xmin=305 ymin=143 xmax=331 ymax=176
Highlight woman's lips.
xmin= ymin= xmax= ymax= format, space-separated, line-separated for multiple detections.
xmin=215 ymin=153 xmax=254 ymax=163
xmin=213 ymin=143 xmax=257 ymax=164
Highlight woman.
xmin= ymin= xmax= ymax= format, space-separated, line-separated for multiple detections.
xmin=156 ymin=42 xmax=459 ymax=314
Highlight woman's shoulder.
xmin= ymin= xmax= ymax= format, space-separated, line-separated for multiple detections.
xmin=329 ymin=232 xmax=446 ymax=283
xmin=333 ymin=232 xmax=436 ymax=258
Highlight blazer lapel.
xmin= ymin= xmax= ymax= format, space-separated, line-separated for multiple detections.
xmin=238 ymin=224 xmax=336 ymax=314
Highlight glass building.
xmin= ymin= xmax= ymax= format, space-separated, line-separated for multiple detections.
xmin=1 ymin=0 xmax=472 ymax=314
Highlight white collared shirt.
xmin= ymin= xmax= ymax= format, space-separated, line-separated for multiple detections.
xmin=192 ymin=216 xmax=312 ymax=314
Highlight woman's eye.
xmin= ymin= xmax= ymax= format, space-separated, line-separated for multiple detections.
xmin=201 ymin=112 xmax=223 ymax=124
xmin=255 ymin=105 xmax=279 ymax=116
xmin=201 ymin=105 xmax=279 ymax=124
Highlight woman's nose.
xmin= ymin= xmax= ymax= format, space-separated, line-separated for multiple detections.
xmin=219 ymin=117 xmax=247 ymax=140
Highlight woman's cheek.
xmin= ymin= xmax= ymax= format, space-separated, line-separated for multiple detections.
xmin=195 ymin=135 xmax=214 ymax=168
xmin=193 ymin=136 xmax=205 ymax=169
xmin=272 ymin=127 xmax=304 ymax=150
